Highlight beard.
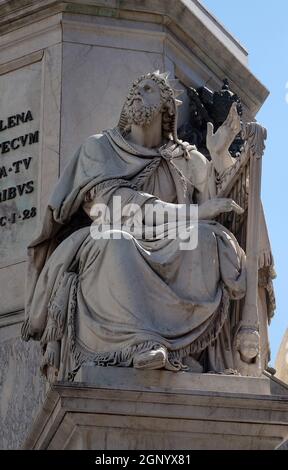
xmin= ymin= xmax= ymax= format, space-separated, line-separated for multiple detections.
xmin=125 ymin=100 xmax=161 ymax=127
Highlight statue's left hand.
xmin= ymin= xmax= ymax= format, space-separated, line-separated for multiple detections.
xmin=206 ymin=102 xmax=241 ymax=157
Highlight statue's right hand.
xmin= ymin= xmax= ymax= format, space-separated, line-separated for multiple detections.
xmin=198 ymin=198 xmax=244 ymax=220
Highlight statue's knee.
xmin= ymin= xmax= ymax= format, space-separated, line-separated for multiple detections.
xmin=104 ymin=234 xmax=136 ymax=257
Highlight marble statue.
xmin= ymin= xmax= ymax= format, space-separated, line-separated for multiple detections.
xmin=21 ymin=71 xmax=271 ymax=383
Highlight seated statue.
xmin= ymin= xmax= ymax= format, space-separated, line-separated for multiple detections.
xmin=21 ymin=71 xmax=248 ymax=383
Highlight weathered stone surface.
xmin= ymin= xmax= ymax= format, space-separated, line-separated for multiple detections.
xmin=0 ymin=1 xmax=269 ymax=115
xmin=276 ymin=438 xmax=288 ymax=450
xmin=23 ymin=367 xmax=288 ymax=450
xmin=0 ymin=60 xmax=41 ymax=268
xmin=0 ymin=322 xmax=46 ymax=449
xmin=60 ymin=43 xmax=164 ymax=167
xmin=0 ymin=44 xmax=61 ymax=317
xmin=76 ymin=365 xmax=271 ymax=395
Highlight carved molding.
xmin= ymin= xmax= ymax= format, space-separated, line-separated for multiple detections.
xmin=0 ymin=309 xmax=24 ymax=327
xmin=0 ymin=1 xmax=268 ymax=116
xmin=0 ymin=50 xmax=43 ymax=76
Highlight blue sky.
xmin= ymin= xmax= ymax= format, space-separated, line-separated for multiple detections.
xmin=201 ymin=0 xmax=288 ymax=365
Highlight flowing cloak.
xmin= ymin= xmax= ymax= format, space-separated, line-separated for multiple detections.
xmin=21 ymin=128 xmax=247 ymax=378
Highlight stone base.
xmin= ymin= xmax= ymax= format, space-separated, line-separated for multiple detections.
xmin=23 ymin=367 xmax=288 ymax=450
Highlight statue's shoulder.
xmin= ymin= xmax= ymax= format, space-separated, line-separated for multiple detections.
xmin=84 ymin=133 xmax=105 ymax=147
xmin=188 ymin=147 xmax=209 ymax=166
xmin=187 ymin=146 xmax=211 ymax=175
xmin=182 ymin=146 xmax=212 ymax=190
xmin=81 ymin=133 xmax=111 ymax=155
xmin=173 ymin=140 xmax=208 ymax=167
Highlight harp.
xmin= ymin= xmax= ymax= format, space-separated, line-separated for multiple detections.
xmin=216 ymin=122 xmax=267 ymax=376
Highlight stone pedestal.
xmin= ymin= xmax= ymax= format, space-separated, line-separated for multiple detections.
xmin=23 ymin=367 xmax=288 ymax=450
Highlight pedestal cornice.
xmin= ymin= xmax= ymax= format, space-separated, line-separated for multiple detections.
xmin=0 ymin=0 xmax=268 ymax=115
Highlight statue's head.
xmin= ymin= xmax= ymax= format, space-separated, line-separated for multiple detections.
xmin=235 ymin=328 xmax=260 ymax=361
xmin=118 ymin=71 xmax=183 ymax=140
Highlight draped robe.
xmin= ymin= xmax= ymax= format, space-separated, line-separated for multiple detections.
xmin=22 ymin=128 xmax=246 ymax=379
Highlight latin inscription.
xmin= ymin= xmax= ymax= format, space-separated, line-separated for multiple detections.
xmin=0 ymin=109 xmax=39 ymax=233
xmin=0 ymin=59 xmax=42 ymax=268
xmin=0 ymin=110 xmax=33 ymax=131
xmin=0 ymin=130 xmax=39 ymax=154
xmin=0 ymin=61 xmax=42 ymax=285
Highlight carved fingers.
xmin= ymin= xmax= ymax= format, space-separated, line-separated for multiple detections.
xmin=224 ymin=102 xmax=241 ymax=135
xmin=228 ymin=199 xmax=244 ymax=215
xmin=206 ymin=122 xmax=216 ymax=156
xmin=198 ymin=198 xmax=244 ymax=219
xmin=213 ymin=198 xmax=244 ymax=216
xmin=206 ymin=121 xmax=214 ymax=139
xmin=206 ymin=103 xmax=241 ymax=159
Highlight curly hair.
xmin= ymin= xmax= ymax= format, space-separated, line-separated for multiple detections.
xmin=127 ymin=72 xmax=174 ymax=104
xmin=122 ymin=71 xmax=176 ymax=138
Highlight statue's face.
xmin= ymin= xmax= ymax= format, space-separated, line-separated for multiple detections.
xmin=239 ymin=333 xmax=259 ymax=360
xmin=125 ymin=78 xmax=163 ymax=127
xmin=133 ymin=78 xmax=162 ymax=109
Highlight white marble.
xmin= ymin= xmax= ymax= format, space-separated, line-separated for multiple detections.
xmin=38 ymin=44 xmax=62 ymax=218
xmin=0 ymin=13 xmax=61 ymax=66
xmin=23 ymin=368 xmax=288 ymax=450
xmin=0 ymin=44 xmax=62 ymax=316
xmin=62 ymin=13 xmax=165 ymax=54
xmin=60 ymin=43 xmax=164 ymax=167
xmin=0 ymin=1 xmax=268 ymax=116
xmin=0 ymin=60 xmax=41 ymax=268
xmin=0 ymin=320 xmax=46 ymax=449
xmin=75 ymin=365 xmax=271 ymax=395
xmin=0 ymin=263 xmax=25 ymax=315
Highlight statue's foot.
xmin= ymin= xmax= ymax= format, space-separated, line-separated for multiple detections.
xmin=133 ymin=346 xmax=167 ymax=369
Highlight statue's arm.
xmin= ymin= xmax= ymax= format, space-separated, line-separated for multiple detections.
xmin=82 ymin=183 xmax=199 ymax=231
xmin=82 ymin=184 xmax=157 ymax=224
xmin=184 ymin=148 xmax=243 ymax=218
xmin=83 ymin=178 xmax=243 ymax=227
